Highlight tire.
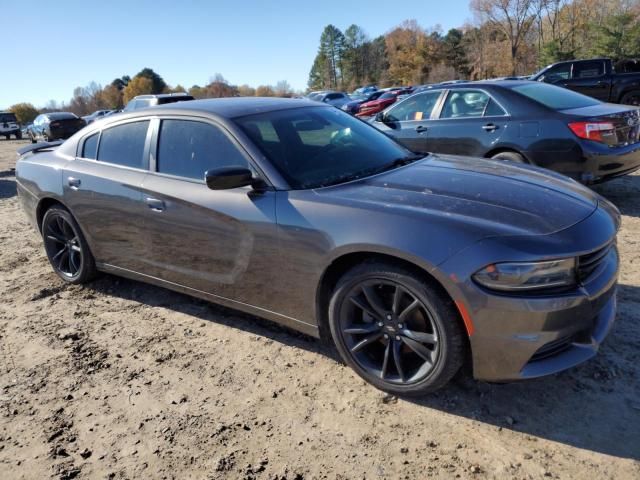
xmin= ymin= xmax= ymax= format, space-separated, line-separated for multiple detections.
xmin=4 ymin=135 xmax=9 ymax=140
xmin=328 ymin=261 xmax=466 ymax=396
xmin=16 ymin=131 xmax=22 ymax=140
xmin=41 ymin=206 xmax=97 ymax=284
xmin=491 ymin=151 xmax=526 ymax=163
xmin=29 ymin=133 xmax=36 ymax=144
xmin=620 ymin=90 xmax=640 ymax=106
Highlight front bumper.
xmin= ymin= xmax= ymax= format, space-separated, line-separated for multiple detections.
xmin=438 ymin=203 xmax=620 ymax=382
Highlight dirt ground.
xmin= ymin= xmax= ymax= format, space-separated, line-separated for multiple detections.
xmin=0 ymin=138 xmax=638 ymax=480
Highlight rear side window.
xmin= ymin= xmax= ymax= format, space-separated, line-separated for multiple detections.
xmin=484 ymin=99 xmax=507 ymax=116
xmin=441 ymin=90 xmax=491 ymax=119
xmin=512 ymin=83 xmax=599 ymax=110
xmin=97 ymin=121 xmax=149 ymax=169
xmin=157 ymin=120 xmax=249 ymax=180
xmin=82 ymin=133 xmax=99 ymax=159
xmin=541 ymin=63 xmax=571 ymax=82
xmin=0 ymin=113 xmax=17 ymax=123
xmin=573 ymin=61 xmax=605 ymax=78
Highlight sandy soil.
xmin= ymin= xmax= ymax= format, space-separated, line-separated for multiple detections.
xmin=0 ymin=138 xmax=638 ymax=480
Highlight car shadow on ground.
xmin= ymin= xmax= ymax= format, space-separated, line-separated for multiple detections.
xmin=83 ymin=274 xmax=640 ymax=461
xmin=593 ymin=174 xmax=640 ymax=217
xmin=0 ymin=178 xmax=17 ymax=199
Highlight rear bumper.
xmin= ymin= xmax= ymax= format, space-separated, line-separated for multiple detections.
xmin=527 ymin=140 xmax=640 ymax=183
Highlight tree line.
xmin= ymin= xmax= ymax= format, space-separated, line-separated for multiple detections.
xmin=6 ymin=68 xmax=296 ymax=124
xmin=308 ymin=0 xmax=640 ymax=90
xmin=6 ymin=0 xmax=640 ymax=125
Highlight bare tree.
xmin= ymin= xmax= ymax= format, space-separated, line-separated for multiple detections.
xmin=471 ymin=0 xmax=538 ymax=74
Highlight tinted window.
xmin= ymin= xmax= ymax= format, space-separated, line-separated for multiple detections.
xmin=385 ymin=91 xmax=441 ymax=122
xmin=541 ymin=63 xmax=571 ymax=82
xmin=48 ymin=113 xmax=77 ymax=120
xmin=511 ymin=82 xmax=599 ymax=110
xmin=573 ymin=61 xmax=605 ymax=78
xmin=235 ymin=106 xmax=412 ymax=189
xmin=0 ymin=113 xmax=17 ymax=123
xmin=82 ymin=133 xmax=99 ymax=159
xmin=135 ymin=99 xmax=151 ymax=109
xmin=97 ymin=121 xmax=149 ymax=169
xmin=484 ymin=99 xmax=507 ymax=116
xmin=380 ymin=93 xmax=396 ymax=99
xmin=157 ymin=120 xmax=248 ymax=180
xmin=441 ymin=90 xmax=490 ymax=118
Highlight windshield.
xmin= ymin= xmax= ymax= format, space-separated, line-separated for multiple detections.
xmin=510 ymin=82 xmax=599 ymax=110
xmin=234 ymin=106 xmax=419 ymax=189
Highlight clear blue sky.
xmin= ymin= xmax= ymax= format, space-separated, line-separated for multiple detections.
xmin=2 ymin=0 xmax=472 ymax=108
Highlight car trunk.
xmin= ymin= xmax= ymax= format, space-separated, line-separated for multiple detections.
xmin=564 ymin=104 xmax=640 ymax=148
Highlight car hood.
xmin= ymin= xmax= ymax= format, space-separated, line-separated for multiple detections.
xmin=317 ymin=154 xmax=599 ymax=238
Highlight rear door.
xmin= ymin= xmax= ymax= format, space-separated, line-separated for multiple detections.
xmin=371 ymin=90 xmax=444 ymax=152
xmin=62 ymin=119 xmax=152 ymax=271
xmin=139 ymin=117 xmax=278 ymax=306
xmin=563 ymin=60 xmax=611 ymax=101
xmin=426 ymin=89 xmax=509 ymax=156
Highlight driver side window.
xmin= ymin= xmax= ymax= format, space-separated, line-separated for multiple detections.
xmin=157 ymin=120 xmax=249 ymax=180
xmin=384 ymin=91 xmax=442 ymax=122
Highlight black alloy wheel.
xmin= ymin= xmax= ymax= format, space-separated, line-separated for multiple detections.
xmin=42 ymin=206 xmax=96 ymax=283
xmin=329 ymin=262 xmax=465 ymax=395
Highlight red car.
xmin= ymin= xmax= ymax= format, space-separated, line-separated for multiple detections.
xmin=356 ymin=91 xmax=402 ymax=117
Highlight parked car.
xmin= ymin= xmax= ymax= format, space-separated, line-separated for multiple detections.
xmin=342 ymin=90 xmax=386 ymax=114
xmin=371 ymin=80 xmax=640 ymax=183
xmin=312 ymin=91 xmax=352 ymax=108
xmin=0 ymin=111 xmax=22 ymax=139
xmin=353 ymin=85 xmax=378 ymax=95
xmin=27 ymin=112 xmax=86 ymax=143
xmin=356 ymin=91 xmax=402 ymax=117
xmin=123 ymin=93 xmax=195 ymax=111
xmin=16 ymin=97 xmax=620 ymax=395
xmin=82 ymin=110 xmax=113 ymax=125
xmin=531 ymin=58 xmax=640 ymax=106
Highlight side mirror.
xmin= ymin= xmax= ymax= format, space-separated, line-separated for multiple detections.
xmin=205 ymin=167 xmax=254 ymax=190
xmin=374 ymin=111 xmax=386 ymax=123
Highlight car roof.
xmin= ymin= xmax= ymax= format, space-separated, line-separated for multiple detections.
xmin=118 ymin=97 xmax=324 ymax=119
xmin=133 ymin=93 xmax=192 ymax=99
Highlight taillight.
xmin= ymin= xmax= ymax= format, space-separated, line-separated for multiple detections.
xmin=568 ymin=121 xmax=615 ymax=143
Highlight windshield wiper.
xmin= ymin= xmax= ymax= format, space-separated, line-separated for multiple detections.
xmin=313 ymin=153 xmax=427 ymax=188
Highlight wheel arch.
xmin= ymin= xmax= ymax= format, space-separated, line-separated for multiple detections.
xmin=315 ymin=251 xmax=469 ymax=346
xmin=484 ymin=147 xmax=530 ymax=163
xmin=36 ymin=197 xmax=68 ymax=232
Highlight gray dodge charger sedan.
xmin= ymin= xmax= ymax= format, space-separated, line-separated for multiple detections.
xmin=15 ymin=98 xmax=620 ymax=395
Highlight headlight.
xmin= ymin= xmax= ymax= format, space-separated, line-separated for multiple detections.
xmin=472 ymin=258 xmax=576 ymax=292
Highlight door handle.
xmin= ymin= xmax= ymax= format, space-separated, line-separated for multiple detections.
xmin=145 ymin=197 xmax=165 ymax=212
xmin=415 ymin=125 xmax=428 ymax=133
xmin=482 ymin=123 xmax=498 ymax=132
xmin=67 ymin=177 xmax=81 ymax=189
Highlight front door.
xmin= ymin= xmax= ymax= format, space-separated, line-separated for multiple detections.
xmin=140 ymin=118 xmax=278 ymax=307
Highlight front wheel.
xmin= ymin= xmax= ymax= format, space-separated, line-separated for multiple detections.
xmin=41 ymin=206 xmax=97 ymax=284
xmin=328 ymin=261 xmax=466 ymax=396
xmin=15 ymin=131 xmax=22 ymax=140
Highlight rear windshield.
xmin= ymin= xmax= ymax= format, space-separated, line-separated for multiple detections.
xmin=48 ymin=112 xmax=78 ymax=120
xmin=511 ymin=82 xmax=599 ymax=110
xmin=0 ymin=113 xmax=17 ymax=122
xmin=157 ymin=95 xmax=195 ymax=105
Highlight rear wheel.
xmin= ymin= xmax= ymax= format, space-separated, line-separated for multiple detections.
xmin=15 ymin=131 xmax=22 ymax=140
xmin=328 ymin=261 xmax=466 ymax=396
xmin=621 ymin=90 xmax=640 ymax=106
xmin=41 ymin=206 xmax=97 ymax=284
xmin=491 ymin=151 xmax=526 ymax=163
xmin=3 ymin=135 xmax=8 ymax=140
